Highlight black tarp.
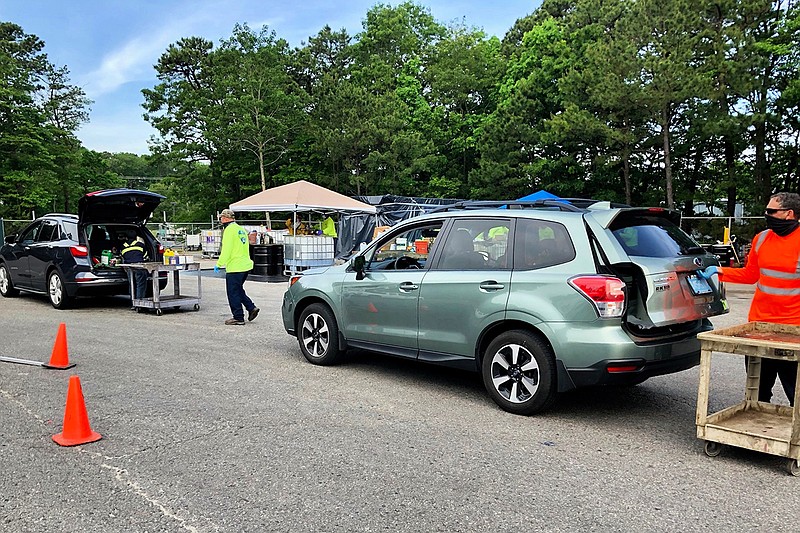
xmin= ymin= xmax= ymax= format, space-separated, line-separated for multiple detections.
xmin=337 ymin=195 xmax=462 ymax=258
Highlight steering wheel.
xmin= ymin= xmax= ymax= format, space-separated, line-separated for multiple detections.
xmin=394 ymin=256 xmax=422 ymax=270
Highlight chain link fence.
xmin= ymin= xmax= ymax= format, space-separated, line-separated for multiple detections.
xmin=144 ymin=222 xmax=218 ymax=251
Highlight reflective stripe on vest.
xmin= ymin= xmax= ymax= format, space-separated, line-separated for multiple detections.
xmin=756 ymin=283 xmax=800 ymax=296
xmin=753 ymin=230 xmax=769 ymax=253
xmin=122 ymin=243 xmax=144 ymax=255
xmin=760 ymin=268 xmax=800 ymax=279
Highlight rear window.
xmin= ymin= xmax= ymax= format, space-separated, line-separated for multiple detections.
xmin=611 ymin=215 xmax=702 ymax=258
xmin=62 ymin=221 xmax=78 ymax=241
xmin=513 ymin=218 xmax=576 ymax=270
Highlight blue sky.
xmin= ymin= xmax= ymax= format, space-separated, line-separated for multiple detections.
xmin=3 ymin=1 xmax=540 ymax=155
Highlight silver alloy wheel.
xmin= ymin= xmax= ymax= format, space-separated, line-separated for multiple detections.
xmin=301 ymin=312 xmax=330 ymax=358
xmin=0 ymin=266 xmax=8 ymax=293
xmin=49 ymin=273 xmax=63 ymax=306
xmin=489 ymin=343 xmax=540 ymax=404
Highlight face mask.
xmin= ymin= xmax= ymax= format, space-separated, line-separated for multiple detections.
xmin=765 ymin=214 xmax=800 ymax=237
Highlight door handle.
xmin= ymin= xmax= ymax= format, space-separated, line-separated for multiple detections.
xmin=479 ymin=281 xmax=505 ymax=291
xmin=399 ymin=281 xmax=419 ymax=291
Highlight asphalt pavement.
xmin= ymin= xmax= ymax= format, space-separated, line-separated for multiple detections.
xmin=0 ymin=276 xmax=796 ymax=532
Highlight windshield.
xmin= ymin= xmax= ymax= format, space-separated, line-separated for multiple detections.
xmin=365 ymin=222 xmax=442 ymax=270
xmin=611 ymin=215 xmax=702 ymax=258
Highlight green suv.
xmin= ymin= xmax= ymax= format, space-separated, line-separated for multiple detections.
xmin=281 ymin=199 xmax=728 ymax=415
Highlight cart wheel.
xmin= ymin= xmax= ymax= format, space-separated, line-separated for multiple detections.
xmin=704 ymin=441 xmax=723 ymax=457
xmin=156 ymin=309 xmax=163 ymax=316
xmin=787 ymin=459 xmax=800 ymax=477
xmin=194 ymin=304 xmax=200 ymax=311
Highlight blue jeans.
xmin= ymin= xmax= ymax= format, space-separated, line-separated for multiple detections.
xmin=226 ymin=271 xmax=255 ymax=321
xmin=128 ymin=269 xmax=148 ymax=300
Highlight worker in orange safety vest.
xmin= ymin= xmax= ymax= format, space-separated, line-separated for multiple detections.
xmin=699 ymin=192 xmax=800 ymax=406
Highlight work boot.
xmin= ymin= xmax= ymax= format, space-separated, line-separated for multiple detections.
xmin=248 ymin=307 xmax=260 ymax=322
xmin=224 ymin=318 xmax=245 ymax=326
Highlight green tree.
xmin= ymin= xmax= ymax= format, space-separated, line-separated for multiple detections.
xmin=142 ymin=36 xmax=235 ymax=214
xmin=617 ymin=0 xmax=712 ymax=209
xmin=216 ymin=24 xmax=307 ymax=191
xmin=344 ymin=2 xmax=447 ymax=194
xmin=546 ymin=0 xmax=647 ymax=205
xmin=0 ymin=22 xmax=53 ymax=217
xmin=472 ymin=17 xmax=579 ymax=200
xmin=741 ymin=0 xmax=800 ymax=204
xmin=0 ymin=22 xmax=93 ymax=217
xmin=426 ymin=24 xmax=503 ymax=196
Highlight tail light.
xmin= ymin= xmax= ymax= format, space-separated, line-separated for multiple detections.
xmin=607 ymin=364 xmax=641 ymax=373
xmin=69 ymin=245 xmax=88 ymax=258
xmin=158 ymin=243 xmax=165 ymax=255
xmin=289 ymin=275 xmax=302 ymax=286
xmin=569 ymin=275 xmax=626 ymax=318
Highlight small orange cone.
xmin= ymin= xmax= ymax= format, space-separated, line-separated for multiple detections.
xmin=43 ymin=323 xmax=76 ymax=369
xmin=52 ymin=375 xmax=102 ymax=447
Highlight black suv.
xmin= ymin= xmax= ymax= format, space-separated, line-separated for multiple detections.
xmin=0 ymin=189 xmax=167 ymax=309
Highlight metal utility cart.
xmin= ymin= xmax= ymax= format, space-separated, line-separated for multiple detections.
xmin=696 ymin=322 xmax=800 ymax=476
xmin=120 ymin=262 xmax=202 ymax=316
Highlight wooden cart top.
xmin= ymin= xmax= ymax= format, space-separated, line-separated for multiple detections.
xmin=698 ymin=322 xmax=800 ymax=359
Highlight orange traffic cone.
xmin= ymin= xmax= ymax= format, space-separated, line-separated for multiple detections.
xmin=52 ymin=375 xmax=102 ymax=447
xmin=43 ymin=323 xmax=76 ymax=369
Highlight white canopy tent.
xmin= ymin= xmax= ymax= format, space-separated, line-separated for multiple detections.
xmin=228 ymin=180 xmax=377 ymax=275
xmin=229 ymin=180 xmax=376 ymax=215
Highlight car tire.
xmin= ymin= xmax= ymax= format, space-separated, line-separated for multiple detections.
xmin=0 ymin=263 xmax=19 ymax=297
xmin=48 ymin=270 xmax=71 ymax=309
xmin=481 ymin=330 xmax=556 ymax=415
xmin=297 ymin=303 xmax=343 ymax=365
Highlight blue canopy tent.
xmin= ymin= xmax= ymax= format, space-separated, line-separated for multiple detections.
xmin=517 ymin=190 xmax=559 ymax=201
xmin=498 ymin=189 xmax=562 ymax=209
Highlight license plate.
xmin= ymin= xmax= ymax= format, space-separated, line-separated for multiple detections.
xmin=687 ymin=274 xmax=713 ymax=295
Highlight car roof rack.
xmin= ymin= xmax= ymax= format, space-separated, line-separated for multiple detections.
xmin=41 ymin=213 xmax=78 ymax=218
xmin=428 ymin=198 xmax=630 ymax=214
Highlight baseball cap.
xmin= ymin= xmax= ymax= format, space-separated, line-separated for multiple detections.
xmin=220 ymin=209 xmax=235 ymax=219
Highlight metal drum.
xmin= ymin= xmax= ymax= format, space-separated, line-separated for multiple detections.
xmin=251 ymin=245 xmax=270 ymax=276
xmin=266 ymin=244 xmax=284 ymax=276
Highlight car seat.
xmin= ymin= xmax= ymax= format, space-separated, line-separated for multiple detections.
xmin=441 ymin=229 xmax=487 ymax=269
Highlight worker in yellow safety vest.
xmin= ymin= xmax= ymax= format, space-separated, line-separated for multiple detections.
xmin=215 ymin=209 xmax=259 ymax=326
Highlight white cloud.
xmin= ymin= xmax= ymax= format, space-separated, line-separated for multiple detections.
xmin=80 ymin=14 xmax=206 ymax=98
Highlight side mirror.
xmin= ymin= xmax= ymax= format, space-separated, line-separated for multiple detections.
xmin=4 ymin=234 xmax=17 ymax=245
xmin=352 ymin=255 xmax=366 ymax=280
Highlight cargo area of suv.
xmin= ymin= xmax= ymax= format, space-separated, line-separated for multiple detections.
xmin=85 ymin=224 xmax=159 ymax=268
xmin=282 ymin=198 xmax=729 ymax=415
